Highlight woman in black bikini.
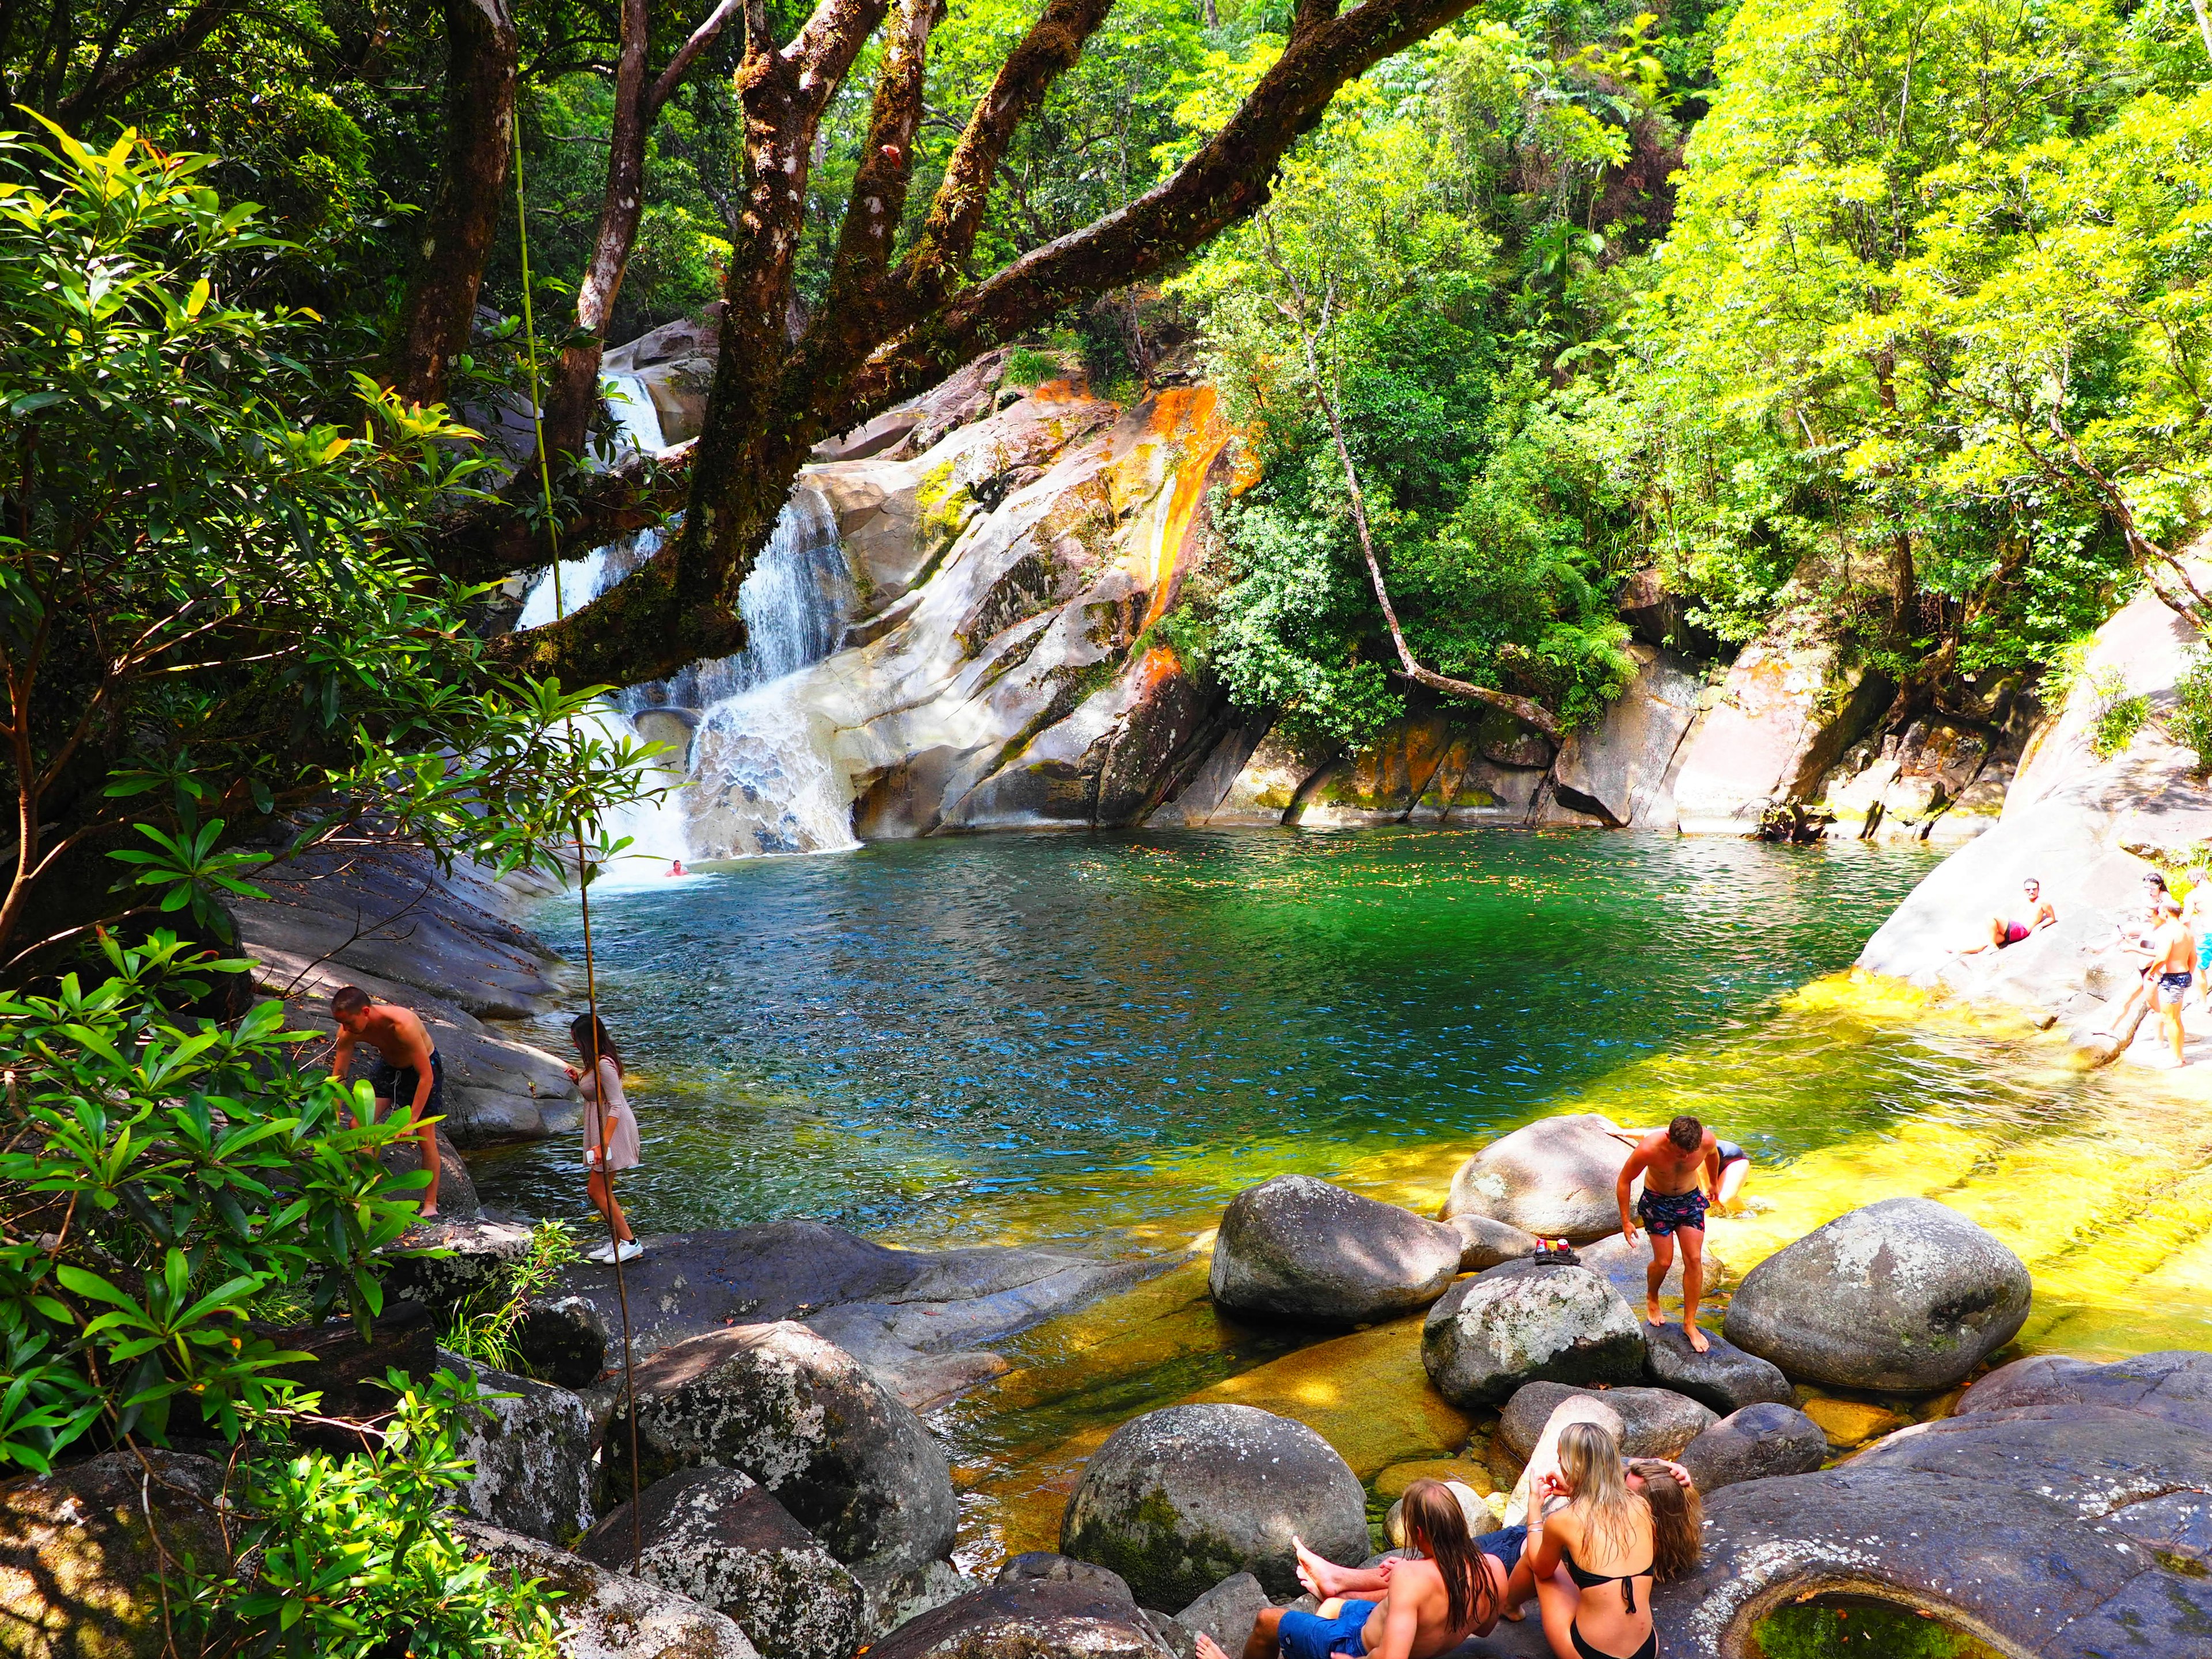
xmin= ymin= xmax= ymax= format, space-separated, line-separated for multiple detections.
xmin=1525 ymin=1421 xmax=1660 ymax=1659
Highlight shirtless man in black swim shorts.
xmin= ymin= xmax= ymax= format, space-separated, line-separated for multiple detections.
xmin=328 ymin=985 xmax=444 ymax=1216
xmin=1615 ymin=1116 xmax=1720 ymax=1353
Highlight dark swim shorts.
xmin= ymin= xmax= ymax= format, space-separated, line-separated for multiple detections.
xmin=1637 ymin=1185 xmax=1710 ymax=1237
xmin=366 ymin=1048 xmax=445 ymax=1123
xmin=1715 ymin=1139 xmax=1748 ymax=1168
xmin=1277 ymin=1599 xmax=1373 ymax=1659
xmin=1477 ymin=1523 xmax=1529 ymax=1577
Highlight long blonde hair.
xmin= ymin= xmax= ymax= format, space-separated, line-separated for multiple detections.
xmin=1557 ymin=1421 xmax=1650 ymax=1567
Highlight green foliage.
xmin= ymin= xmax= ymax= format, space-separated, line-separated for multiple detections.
xmin=2172 ymin=651 xmax=2212 ymax=773
xmin=179 ymin=1370 xmax=563 ymax=1659
xmin=1753 ymin=1600 xmax=1994 ymax=1659
xmin=0 ymin=933 xmax=423 ymax=1471
xmin=1003 ymin=346 xmax=1069 ymax=388
xmin=2088 ymin=668 xmax=2152 ymax=759
xmin=444 ymin=1222 xmax=581 ymax=1376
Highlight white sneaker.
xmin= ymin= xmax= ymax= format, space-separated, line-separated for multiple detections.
xmin=614 ymin=1240 xmax=644 ymax=1263
xmin=586 ymin=1241 xmax=618 ymax=1264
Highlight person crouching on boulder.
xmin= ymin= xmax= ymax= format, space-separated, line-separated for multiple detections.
xmin=1616 ymin=1115 xmax=1718 ymax=1352
xmin=1192 ymin=1480 xmax=1505 ymax=1659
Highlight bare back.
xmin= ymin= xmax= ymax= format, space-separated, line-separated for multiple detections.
xmin=2155 ymin=919 xmax=2195 ymax=975
xmin=1354 ymin=1555 xmax=1498 ymax=1658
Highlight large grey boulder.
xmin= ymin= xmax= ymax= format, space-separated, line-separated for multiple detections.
xmin=1956 ymin=1347 xmax=2212 ymax=1422
xmin=1442 ymin=1115 xmax=1633 ymax=1241
xmin=386 ymin=1218 xmax=537 ymax=1314
xmin=1551 ymin=643 xmax=1705 ymax=829
xmin=442 ymin=1353 xmax=595 ymax=1544
xmin=1675 ymin=1403 xmax=1828 ymax=1494
xmin=1421 ymin=1263 xmax=1646 ymax=1407
xmin=1208 ymin=1175 xmax=1461 ymax=1327
xmin=995 ymin=1551 xmax=1135 ymax=1603
xmin=1060 ymin=1404 xmax=1369 ymax=1608
xmin=1499 ymin=1382 xmax=1716 ymax=1462
xmin=1444 ymin=1213 xmax=1540 ymax=1271
xmin=1642 ymin=1323 xmax=1793 ymax=1415
xmin=866 ymin=1578 xmax=1173 ymax=1659
xmin=579 ymin=1468 xmax=866 ymax=1659
xmin=603 ymin=1321 xmax=958 ymax=1600
xmin=1175 ymin=1573 xmax=1271 ymax=1655
xmin=459 ymin=1517 xmax=760 ymax=1659
xmin=1722 ymin=1198 xmax=2031 ymax=1391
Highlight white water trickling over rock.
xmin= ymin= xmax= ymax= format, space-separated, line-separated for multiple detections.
xmin=600 ymin=372 xmax=667 ymax=453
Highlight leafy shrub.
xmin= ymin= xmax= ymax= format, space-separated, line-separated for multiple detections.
xmin=444 ymin=1222 xmax=580 ymax=1375
xmin=1003 ymin=345 xmax=1067 ymax=387
xmin=2171 ymin=650 xmax=2212 ymax=772
xmin=2088 ymin=668 xmax=2150 ymax=760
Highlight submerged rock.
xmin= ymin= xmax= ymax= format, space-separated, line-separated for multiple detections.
xmin=442 ymin=1352 xmax=595 ymax=1544
xmin=1674 ymin=1402 xmax=1828 ymax=1493
xmin=1209 ymin=1175 xmax=1461 ymax=1327
xmin=1442 ymin=1115 xmax=1633 ymax=1242
xmin=1722 ymin=1196 xmax=2031 ymax=1391
xmin=603 ymin=1321 xmax=957 ymax=1598
xmin=1060 ymin=1403 xmax=1369 ymax=1608
xmin=1641 ymin=1323 xmax=1793 ymax=1415
xmin=460 ymin=1516 xmax=761 ymax=1659
xmin=1498 ymin=1382 xmax=1715 ymax=1462
xmin=579 ymin=1468 xmax=866 ymax=1659
xmin=865 ymin=1578 xmax=1173 ymax=1659
xmin=1422 ymin=1263 xmax=1646 ymax=1407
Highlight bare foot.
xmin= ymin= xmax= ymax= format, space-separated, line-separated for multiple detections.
xmin=1502 ymin=1604 xmax=1525 ymax=1622
xmin=1646 ymin=1297 xmax=1667 ymax=1329
xmin=1686 ymin=1324 xmax=1711 ymax=1354
xmin=1292 ymin=1533 xmax=1333 ymax=1599
xmin=420 ymin=1206 xmax=440 ymax=1219
xmin=1195 ymin=1637 xmax=1230 ymax=1659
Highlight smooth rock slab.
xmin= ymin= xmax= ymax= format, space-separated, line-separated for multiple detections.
xmin=1422 ymin=1264 xmax=1646 ymax=1407
xmin=1674 ymin=1403 xmax=1827 ymax=1494
xmin=603 ymin=1320 xmax=957 ymax=1594
xmin=1444 ymin=1214 xmax=1540 ymax=1272
xmin=1442 ymin=1115 xmax=1634 ymax=1242
xmin=1957 ymin=1347 xmax=2212 ymax=1426
xmin=1209 ymin=1175 xmax=1461 ymax=1328
xmin=866 ymin=1578 xmax=1174 ymax=1659
xmin=1641 ymin=1323 xmax=1791 ymax=1415
xmin=580 ymin=1468 xmax=865 ymax=1659
xmin=459 ymin=1516 xmax=761 ymax=1659
xmin=1722 ymin=1196 xmax=2031 ymax=1392
xmin=442 ymin=1352 xmax=595 ymax=1544
xmin=1498 ymin=1382 xmax=1715 ymax=1462
xmin=1061 ymin=1404 xmax=1370 ymax=1608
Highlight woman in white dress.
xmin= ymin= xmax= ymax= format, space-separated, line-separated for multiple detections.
xmin=566 ymin=1013 xmax=642 ymax=1263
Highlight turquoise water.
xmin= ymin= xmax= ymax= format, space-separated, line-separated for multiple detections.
xmin=472 ymin=828 xmax=1945 ymax=1244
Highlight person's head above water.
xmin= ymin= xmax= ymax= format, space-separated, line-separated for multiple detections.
xmin=1666 ymin=1115 xmax=1703 ymax=1152
xmin=1399 ymin=1479 xmax=1496 ymax=1634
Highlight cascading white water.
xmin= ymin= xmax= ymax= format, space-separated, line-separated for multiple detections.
xmin=514 ymin=486 xmax=860 ymax=867
xmin=601 ymin=373 xmax=666 ymax=453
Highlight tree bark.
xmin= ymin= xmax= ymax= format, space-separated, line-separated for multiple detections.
xmin=396 ymin=0 xmax=519 ymax=411
xmin=49 ymin=0 xmax=243 ymax=128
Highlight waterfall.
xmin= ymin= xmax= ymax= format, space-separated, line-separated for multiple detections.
xmin=601 ymin=373 xmax=666 ymax=453
xmin=518 ymin=486 xmax=860 ymax=868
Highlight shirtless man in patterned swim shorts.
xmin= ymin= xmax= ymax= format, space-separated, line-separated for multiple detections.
xmin=1614 ymin=1116 xmax=1721 ymax=1353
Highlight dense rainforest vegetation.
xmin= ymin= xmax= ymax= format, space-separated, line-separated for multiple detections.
xmin=3 ymin=0 xmax=2212 ymax=1646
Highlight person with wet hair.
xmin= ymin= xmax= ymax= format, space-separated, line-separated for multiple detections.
xmin=566 ymin=1012 xmax=642 ymax=1262
xmin=1191 ymin=1478 xmax=1505 ymax=1659
xmin=1626 ymin=1460 xmax=1702 ymax=1584
xmin=1525 ymin=1420 xmax=1661 ymax=1659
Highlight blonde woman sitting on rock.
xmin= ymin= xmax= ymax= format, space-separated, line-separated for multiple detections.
xmin=1521 ymin=1421 xmax=1666 ymax=1659
xmin=1192 ymin=1479 xmax=1505 ymax=1659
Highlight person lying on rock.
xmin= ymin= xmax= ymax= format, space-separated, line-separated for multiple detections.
xmin=1960 ymin=876 xmax=2056 ymax=955
xmin=1191 ymin=1479 xmax=1505 ymax=1659
xmin=328 ymin=984 xmax=444 ymax=1218
xmin=1615 ymin=1116 xmax=1718 ymax=1351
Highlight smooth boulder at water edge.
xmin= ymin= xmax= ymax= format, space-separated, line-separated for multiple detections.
xmin=1209 ymin=1174 xmax=1462 ymax=1327
xmin=1422 ymin=1262 xmax=1646 ymax=1407
xmin=1060 ymin=1403 xmax=1369 ymax=1607
xmin=602 ymin=1320 xmax=958 ymax=1606
xmin=1442 ymin=1113 xmax=1634 ymax=1241
xmin=1722 ymin=1196 xmax=2031 ymax=1391
xmin=580 ymin=1467 xmax=866 ymax=1659
xmin=1499 ymin=1382 xmax=1716 ymax=1462
xmin=1673 ymin=1402 xmax=1830 ymax=1493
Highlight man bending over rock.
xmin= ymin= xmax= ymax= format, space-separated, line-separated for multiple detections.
xmin=328 ymin=984 xmax=444 ymax=1217
xmin=1616 ymin=1116 xmax=1718 ymax=1353
xmin=1194 ymin=1482 xmax=1505 ymax=1659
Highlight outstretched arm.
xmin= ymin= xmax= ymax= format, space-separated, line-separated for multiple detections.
xmin=1616 ymin=1145 xmax=1649 ymax=1242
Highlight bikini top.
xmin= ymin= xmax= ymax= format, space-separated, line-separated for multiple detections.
xmin=1563 ymin=1547 xmax=1653 ymax=1613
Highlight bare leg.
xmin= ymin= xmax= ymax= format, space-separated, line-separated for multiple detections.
xmin=1243 ymin=1605 xmax=1286 ymax=1659
xmin=1679 ymin=1224 xmax=1709 ymax=1351
xmin=1646 ymin=1230 xmax=1676 ymax=1330
xmin=1501 ymin=1555 xmax=1535 ymax=1620
xmin=1533 ymin=1565 xmax=1581 ymax=1659
xmin=2165 ymin=1001 xmax=2187 ymax=1066
xmin=1715 ymin=1158 xmax=1749 ymax=1210
xmin=588 ymin=1169 xmax=634 ymax=1243
xmin=415 ymin=1112 xmax=441 ymax=1217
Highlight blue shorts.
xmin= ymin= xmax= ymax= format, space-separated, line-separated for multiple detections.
xmin=1478 ymin=1524 xmax=1528 ymax=1577
xmin=1277 ymin=1599 xmax=1374 ymax=1659
xmin=1638 ymin=1185 xmax=1709 ymax=1237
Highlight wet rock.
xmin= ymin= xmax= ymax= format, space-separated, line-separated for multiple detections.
xmin=1674 ymin=1403 xmax=1828 ymax=1494
xmin=1442 ymin=1114 xmax=1634 ymax=1242
xmin=442 ymin=1353 xmax=595 ymax=1544
xmin=1422 ymin=1264 xmax=1646 ymax=1407
xmin=1722 ymin=1197 xmax=2031 ymax=1392
xmin=1641 ymin=1323 xmax=1793 ymax=1415
xmin=385 ymin=1218 xmax=536 ymax=1315
xmin=995 ymin=1551 xmax=1135 ymax=1604
xmin=1209 ymin=1175 xmax=1461 ymax=1328
xmin=1061 ymin=1403 xmax=1369 ymax=1607
xmin=865 ymin=1578 xmax=1173 ymax=1659
xmin=1444 ymin=1214 xmax=1540 ymax=1271
xmin=579 ymin=1468 xmax=866 ymax=1659
xmin=1799 ymin=1396 xmax=1907 ymax=1449
xmin=1551 ymin=644 xmax=1705 ymax=829
xmin=603 ymin=1321 xmax=957 ymax=1598
xmin=0 ymin=1450 xmax=230 ymax=1659
xmin=1175 ymin=1573 xmax=1271 ymax=1654
xmin=1957 ymin=1347 xmax=2212 ymax=1422
xmin=1499 ymin=1382 xmax=1715 ymax=1462
xmin=459 ymin=1516 xmax=760 ymax=1659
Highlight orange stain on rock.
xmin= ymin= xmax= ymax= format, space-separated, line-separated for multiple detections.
xmin=1134 ymin=387 xmax=1230 ymax=632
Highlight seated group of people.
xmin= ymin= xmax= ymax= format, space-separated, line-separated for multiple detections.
xmin=1198 ymin=1419 xmax=1700 ymax=1659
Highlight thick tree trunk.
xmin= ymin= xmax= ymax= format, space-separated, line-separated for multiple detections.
xmin=396 ymin=0 xmax=518 ymax=411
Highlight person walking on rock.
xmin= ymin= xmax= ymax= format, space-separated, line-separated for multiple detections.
xmin=2147 ymin=897 xmax=2196 ymax=1069
xmin=567 ymin=1012 xmax=643 ymax=1262
xmin=1192 ymin=1479 xmax=1505 ymax=1659
xmin=328 ymin=985 xmax=444 ymax=1218
xmin=1615 ymin=1116 xmax=1718 ymax=1353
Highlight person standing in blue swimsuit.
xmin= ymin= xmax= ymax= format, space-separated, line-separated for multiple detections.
xmin=1615 ymin=1116 xmax=1720 ymax=1353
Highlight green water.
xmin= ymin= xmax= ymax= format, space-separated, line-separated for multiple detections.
xmin=475 ymin=827 xmax=1948 ymax=1246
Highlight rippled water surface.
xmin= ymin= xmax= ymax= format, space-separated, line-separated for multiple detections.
xmin=477 ymin=828 xmax=1947 ymax=1243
